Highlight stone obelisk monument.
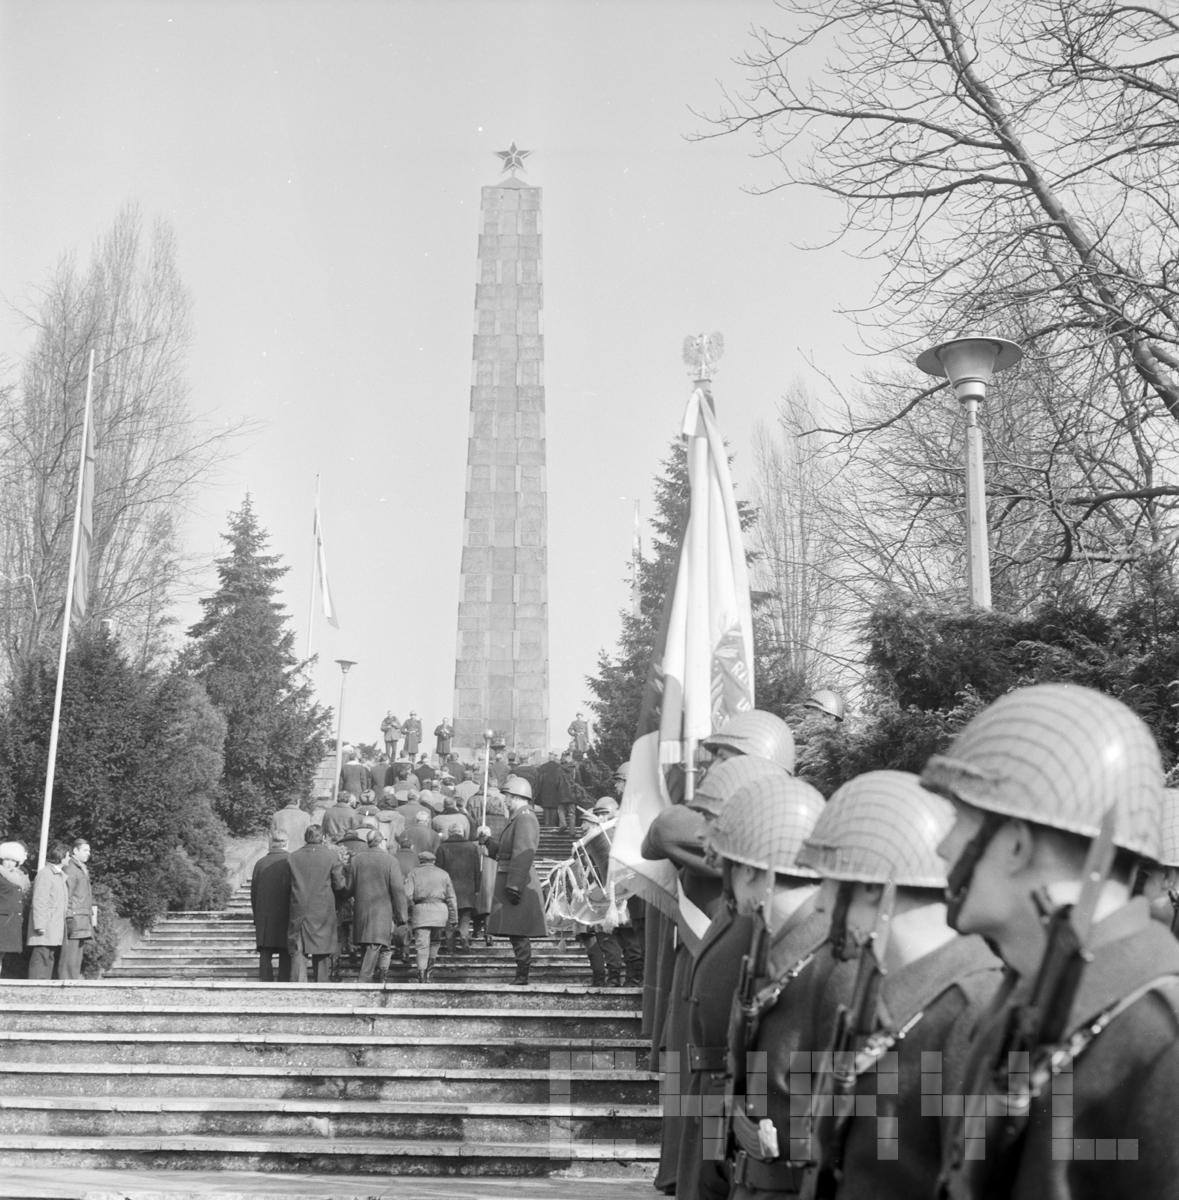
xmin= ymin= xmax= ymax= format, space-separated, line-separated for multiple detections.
xmin=452 ymin=144 xmax=550 ymax=759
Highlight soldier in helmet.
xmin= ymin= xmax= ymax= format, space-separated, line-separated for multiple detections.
xmin=478 ymin=774 xmax=547 ymax=985
xmin=1136 ymin=788 xmax=1179 ymax=934
xmin=644 ymin=711 xmax=796 ymax=1199
xmin=710 ymin=771 xmax=835 ymax=1200
xmin=701 ymin=710 xmax=796 ymax=772
xmin=802 ymin=689 xmax=845 ymax=723
xmin=926 ymin=683 xmax=1179 ymax=1200
xmin=673 ymin=756 xmax=796 ymax=1200
xmin=797 ymin=771 xmax=999 ymax=1200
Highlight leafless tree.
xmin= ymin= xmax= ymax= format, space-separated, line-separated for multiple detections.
xmin=0 ymin=206 xmax=243 ymax=675
xmin=749 ymin=385 xmax=852 ymax=685
xmin=705 ymin=0 xmax=1179 ymax=420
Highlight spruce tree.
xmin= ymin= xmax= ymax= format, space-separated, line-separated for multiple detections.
xmin=185 ymin=496 xmax=330 ymax=835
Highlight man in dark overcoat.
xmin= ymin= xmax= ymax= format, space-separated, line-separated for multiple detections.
xmin=350 ymin=837 xmax=407 ymax=983
xmin=402 ymin=712 xmax=423 ymax=757
xmin=534 ymin=752 xmax=574 ymax=831
xmin=437 ymin=828 xmax=483 ymax=951
xmin=287 ymin=825 xmax=347 ymax=983
xmin=251 ymin=834 xmax=292 ymax=982
xmin=480 ymin=775 xmax=547 ymax=984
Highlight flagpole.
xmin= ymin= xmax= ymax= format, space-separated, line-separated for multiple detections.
xmin=38 ymin=349 xmax=96 ymax=869
xmin=307 ymin=474 xmax=320 ymax=661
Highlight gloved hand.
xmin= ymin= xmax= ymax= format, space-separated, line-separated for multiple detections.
xmin=505 ymin=886 xmax=521 ymax=905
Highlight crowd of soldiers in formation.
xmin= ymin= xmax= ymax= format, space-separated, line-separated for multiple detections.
xmin=0 ymin=837 xmax=96 ymax=979
xmin=653 ymin=684 xmax=1179 ymax=1200
xmin=252 ymin=725 xmax=642 ymax=988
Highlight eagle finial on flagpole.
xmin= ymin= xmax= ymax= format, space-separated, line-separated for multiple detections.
xmin=682 ymin=332 xmax=724 ymax=383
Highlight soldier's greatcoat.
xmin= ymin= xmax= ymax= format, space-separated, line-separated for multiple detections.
xmin=485 ymin=807 xmax=547 ymax=938
xmin=809 ymin=932 xmax=999 ymax=1200
xmin=940 ymin=897 xmax=1179 ymax=1200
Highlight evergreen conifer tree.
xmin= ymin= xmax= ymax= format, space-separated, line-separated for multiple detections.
xmin=185 ymin=496 xmax=329 ymax=834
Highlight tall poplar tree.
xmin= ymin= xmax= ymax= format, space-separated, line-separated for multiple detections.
xmin=185 ymin=496 xmax=330 ymax=835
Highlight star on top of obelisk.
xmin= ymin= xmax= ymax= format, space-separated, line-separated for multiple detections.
xmin=496 ymin=142 xmax=532 ymax=176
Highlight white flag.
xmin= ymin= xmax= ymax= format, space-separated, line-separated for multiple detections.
xmin=313 ymin=505 xmax=339 ymax=629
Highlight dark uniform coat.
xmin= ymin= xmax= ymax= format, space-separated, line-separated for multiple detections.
xmin=250 ymin=850 xmax=291 ymax=950
xmin=485 ymin=806 xmax=547 ymax=937
xmin=437 ymin=837 xmax=484 ymax=911
xmin=676 ymin=905 xmax=757 ymax=1200
xmin=724 ymin=903 xmax=844 ymax=1200
xmin=434 ymin=723 xmax=453 ymax=756
xmin=349 ymin=846 xmax=407 ymax=945
xmin=810 ymin=932 xmax=999 ymax=1200
xmin=287 ymin=842 xmax=347 ymax=956
xmin=940 ymin=897 xmax=1179 ymax=1200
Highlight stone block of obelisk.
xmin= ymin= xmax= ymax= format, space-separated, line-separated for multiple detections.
xmin=452 ymin=145 xmax=550 ymax=759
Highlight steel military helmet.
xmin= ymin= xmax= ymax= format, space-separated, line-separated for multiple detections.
xmin=701 ymin=710 xmax=795 ymax=774
xmin=708 ymin=773 xmax=825 ymax=877
xmin=921 ymin=683 xmax=1163 ymax=860
xmin=804 ymin=689 xmax=846 ymax=722
xmin=797 ymin=770 xmax=953 ymax=888
xmin=1157 ymin=788 xmax=1179 ymax=870
xmin=502 ymin=775 xmax=534 ymax=802
xmin=690 ymin=754 xmax=785 ymax=819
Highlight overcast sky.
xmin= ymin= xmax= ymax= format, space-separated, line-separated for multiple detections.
xmin=0 ymin=0 xmax=883 ymax=752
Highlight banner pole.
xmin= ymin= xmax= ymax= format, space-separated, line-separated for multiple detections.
xmin=38 ymin=349 xmax=95 ymax=869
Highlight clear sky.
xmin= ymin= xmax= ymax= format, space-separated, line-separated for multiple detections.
xmin=0 ymin=0 xmax=878 ymax=751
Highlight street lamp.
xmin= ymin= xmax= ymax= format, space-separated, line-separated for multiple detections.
xmin=916 ymin=335 xmax=1022 ymax=609
xmin=331 ymin=658 xmax=357 ymax=803
xmin=480 ymin=728 xmax=494 ymax=828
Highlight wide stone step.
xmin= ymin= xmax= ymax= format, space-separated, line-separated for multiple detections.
xmin=0 ymin=1134 xmax=657 ymax=1177
xmin=100 ymin=960 xmax=600 ymax=979
xmin=1 ymin=1062 xmax=659 ymax=1104
xmin=0 ymin=1096 xmax=661 ymax=1142
xmin=0 ymin=1031 xmax=652 ymax=1071
xmin=0 ymin=1003 xmax=641 ymax=1039
xmin=0 ymin=981 xmax=641 ymax=1012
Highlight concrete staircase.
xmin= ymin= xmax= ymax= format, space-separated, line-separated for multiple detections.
xmin=0 ymin=827 xmax=659 ymax=1181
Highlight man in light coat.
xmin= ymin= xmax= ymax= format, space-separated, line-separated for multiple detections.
xmin=27 ymin=842 xmax=70 ymax=980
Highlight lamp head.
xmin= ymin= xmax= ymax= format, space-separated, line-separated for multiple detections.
xmin=915 ymin=335 xmax=1022 ymax=404
xmin=334 ymin=658 xmax=358 ymax=674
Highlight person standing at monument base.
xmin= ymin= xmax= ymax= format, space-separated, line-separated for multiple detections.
xmin=0 ymin=841 xmax=30 ymax=976
xmin=380 ymin=711 xmax=401 ymax=760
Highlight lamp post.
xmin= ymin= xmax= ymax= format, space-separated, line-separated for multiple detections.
xmin=331 ymin=658 xmax=357 ymax=803
xmin=480 ymin=728 xmax=494 ymax=828
xmin=916 ymin=335 xmax=1022 ymax=609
